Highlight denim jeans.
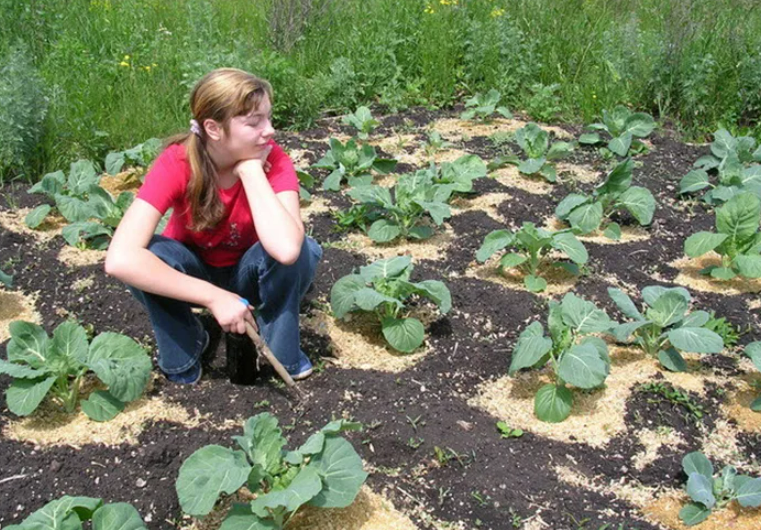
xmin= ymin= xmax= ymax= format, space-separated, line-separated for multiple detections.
xmin=128 ymin=235 xmax=322 ymax=376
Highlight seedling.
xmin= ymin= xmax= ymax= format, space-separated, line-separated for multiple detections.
xmin=342 ymin=106 xmax=380 ymax=140
xmin=509 ymin=293 xmax=614 ymax=422
xmin=331 ymin=203 xmax=375 ymax=233
xmin=476 ymin=222 xmax=588 ymax=292
xmin=460 ymin=89 xmax=512 ymax=121
xmin=0 ymin=320 xmax=152 ymax=420
xmin=330 ymin=256 xmax=451 ymax=352
xmin=345 ymin=168 xmax=455 ymax=243
xmin=424 ymin=130 xmax=454 ymax=155
xmin=176 ymin=413 xmax=367 ymax=528
xmin=639 ymin=382 xmax=705 ymax=422
xmin=704 ymin=312 xmax=740 ymax=347
xmin=406 ymin=414 xmax=424 ymax=433
xmin=578 ymin=105 xmax=655 ymax=157
xmin=743 ymin=342 xmax=761 ymax=411
xmin=678 ymin=451 xmax=761 ymax=525
xmin=407 ymin=437 xmax=424 ymax=449
xmin=608 ymin=285 xmax=724 ymax=371
xmin=679 ymin=129 xmax=761 ymax=205
xmin=0 ymin=267 xmax=12 ymax=287
xmin=508 ymin=122 xmax=574 ymax=182
xmin=496 ymin=421 xmax=523 ymax=438
xmin=104 ymin=137 xmax=161 ymax=175
xmin=7 ymin=496 xmax=148 ymax=530
xmin=313 ymin=138 xmax=396 ymax=191
xmin=684 ymin=192 xmax=761 ymax=279
xmin=555 ymin=158 xmax=655 ymax=238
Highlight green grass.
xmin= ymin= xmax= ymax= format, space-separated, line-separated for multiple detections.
xmin=2 ymin=0 xmax=761 ymax=181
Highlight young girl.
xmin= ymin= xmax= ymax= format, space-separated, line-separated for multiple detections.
xmin=105 ymin=68 xmax=321 ymax=384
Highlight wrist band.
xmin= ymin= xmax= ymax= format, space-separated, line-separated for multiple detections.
xmin=239 ymin=298 xmax=250 ymax=307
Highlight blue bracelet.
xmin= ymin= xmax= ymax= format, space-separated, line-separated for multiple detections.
xmin=239 ymin=297 xmax=250 ymax=307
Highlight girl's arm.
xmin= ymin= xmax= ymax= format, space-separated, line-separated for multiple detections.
xmin=236 ymin=159 xmax=305 ymax=265
xmin=105 ymin=198 xmax=256 ymax=334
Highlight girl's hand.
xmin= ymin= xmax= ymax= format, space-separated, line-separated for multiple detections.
xmin=207 ymin=289 xmax=259 ymax=334
xmin=234 ymin=144 xmax=273 ymax=178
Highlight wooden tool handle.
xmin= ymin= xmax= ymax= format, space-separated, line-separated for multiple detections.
xmin=245 ymin=321 xmax=305 ymax=398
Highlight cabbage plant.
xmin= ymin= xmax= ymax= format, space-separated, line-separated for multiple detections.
xmin=342 ymin=106 xmax=379 ymax=140
xmin=509 ymin=123 xmax=573 ymax=182
xmin=476 ymin=222 xmax=588 ymax=292
xmin=678 ymin=452 xmax=761 ymax=525
xmin=330 ymin=256 xmax=451 ymax=352
xmin=680 ymin=129 xmax=761 ymax=205
xmin=460 ymin=89 xmax=512 ymax=121
xmin=6 ymin=497 xmax=148 ymax=530
xmin=509 ymin=293 xmax=614 ymax=422
xmin=105 ymin=137 xmax=161 ymax=175
xmin=743 ymin=342 xmax=761 ymax=411
xmin=314 ymin=138 xmax=396 ymax=191
xmin=431 ymin=154 xmax=488 ymax=193
xmin=555 ymin=158 xmax=655 ymax=239
xmin=608 ymin=286 xmax=724 ymax=372
xmin=684 ymin=192 xmax=761 ymax=280
xmin=176 ymin=413 xmax=367 ymax=529
xmin=578 ymin=105 xmax=655 ymax=157
xmin=0 ymin=321 xmax=152 ymax=420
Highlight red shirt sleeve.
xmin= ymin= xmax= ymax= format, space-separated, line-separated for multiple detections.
xmin=136 ymin=144 xmax=188 ymax=214
xmin=267 ymin=140 xmax=299 ymax=194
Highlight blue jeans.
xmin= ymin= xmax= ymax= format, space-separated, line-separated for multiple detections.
xmin=128 ymin=235 xmax=322 ymax=376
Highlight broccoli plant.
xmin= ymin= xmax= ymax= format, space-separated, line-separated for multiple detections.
xmin=476 ymin=222 xmax=588 ymax=292
xmin=176 ymin=413 xmax=367 ymax=528
xmin=678 ymin=452 xmax=761 ymax=526
xmin=104 ymin=137 xmax=161 ymax=176
xmin=608 ymin=286 xmax=724 ymax=372
xmin=346 ymin=170 xmax=454 ymax=243
xmin=578 ymin=105 xmax=655 ymax=157
xmin=342 ymin=106 xmax=380 ymax=140
xmin=460 ymin=89 xmax=512 ymax=121
xmin=680 ymin=129 xmax=761 ymax=205
xmin=7 ymin=497 xmax=148 ymax=530
xmin=555 ymin=158 xmax=655 ymax=239
xmin=330 ymin=256 xmax=451 ymax=352
xmin=509 ymin=293 xmax=614 ymax=422
xmin=743 ymin=342 xmax=761 ymax=412
xmin=507 ymin=123 xmax=574 ymax=183
xmin=313 ymin=138 xmax=396 ymax=191
xmin=684 ymin=192 xmax=761 ymax=280
xmin=0 ymin=320 xmax=152 ymax=421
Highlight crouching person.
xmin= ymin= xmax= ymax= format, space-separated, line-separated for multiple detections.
xmin=105 ymin=68 xmax=321 ymax=384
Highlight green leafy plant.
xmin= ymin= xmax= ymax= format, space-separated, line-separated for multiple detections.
xmin=476 ymin=222 xmax=588 ymax=292
xmin=555 ymin=158 xmax=655 ymax=238
xmin=608 ymin=285 xmax=725 ymax=372
xmin=507 ymin=123 xmax=574 ymax=183
xmin=6 ymin=496 xmax=148 ymax=530
xmin=431 ymin=154 xmax=488 ymax=193
xmin=296 ymin=170 xmax=315 ymax=201
xmin=104 ymin=137 xmax=161 ymax=175
xmin=346 ymin=170 xmax=454 ymax=243
xmin=743 ymin=342 xmax=761 ymax=412
xmin=704 ymin=312 xmax=740 ymax=347
xmin=0 ymin=267 xmax=13 ymax=287
xmin=313 ymin=138 xmax=396 ymax=191
xmin=330 ymin=256 xmax=451 ymax=352
xmin=460 ymin=89 xmax=512 ymax=121
xmin=678 ymin=451 xmax=761 ymax=525
xmin=526 ymin=82 xmax=562 ymax=123
xmin=175 ymin=413 xmax=368 ymax=528
xmin=680 ymin=129 xmax=761 ymax=205
xmin=684 ymin=192 xmax=761 ymax=280
xmin=331 ymin=203 xmax=375 ymax=233
xmin=638 ymin=382 xmax=705 ymax=422
xmin=578 ymin=105 xmax=655 ymax=157
xmin=509 ymin=293 xmax=614 ymax=423
xmin=0 ymin=320 xmax=152 ymax=420
xmin=423 ymin=130 xmax=454 ymax=155
xmin=496 ymin=421 xmax=523 ymax=438
xmin=342 ymin=106 xmax=380 ymax=140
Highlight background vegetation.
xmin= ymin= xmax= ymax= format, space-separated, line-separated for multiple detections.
xmin=1 ymin=0 xmax=761 ymax=181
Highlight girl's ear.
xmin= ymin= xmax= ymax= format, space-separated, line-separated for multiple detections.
xmin=203 ymin=119 xmax=224 ymax=141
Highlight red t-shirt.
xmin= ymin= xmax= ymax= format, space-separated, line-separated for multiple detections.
xmin=137 ymin=140 xmax=299 ymax=267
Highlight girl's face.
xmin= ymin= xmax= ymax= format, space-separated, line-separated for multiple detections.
xmin=221 ymin=94 xmax=275 ymax=161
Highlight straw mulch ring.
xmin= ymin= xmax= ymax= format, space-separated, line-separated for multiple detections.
xmin=490 ymin=166 xmax=553 ymax=195
xmin=669 ymin=253 xmax=761 ymax=296
xmin=303 ymin=308 xmax=435 ymax=373
xmin=331 ymin=226 xmax=454 ymax=262
xmin=641 ymin=491 xmax=761 ymax=530
xmin=301 ymin=195 xmax=331 ymax=221
xmin=180 ymin=485 xmax=417 ymax=530
xmin=431 ymin=117 xmax=573 ymax=142
xmin=98 ymin=169 xmax=142 ymax=196
xmin=287 ymin=148 xmax=317 ymax=169
xmin=57 ymin=245 xmax=107 ymax=267
xmin=631 ymin=428 xmax=687 ymax=471
xmin=555 ymin=163 xmax=600 ymax=184
xmin=450 ymin=192 xmax=512 ymax=223
xmin=0 ymin=208 xmax=65 ymax=242
xmin=464 ymin=257 xmax=578 ymax=297
xmin=0 ymin=288 xmax=41 ymax=343
xmin=3 ymin=374 xmax=204 ymax=447
xmin=543 ymin=216 xmax=651 ymax=245
xmin=721 ymin=363 xmax=761 ymax=434
xmin=469 ymin=346 xmax=728 ymax=448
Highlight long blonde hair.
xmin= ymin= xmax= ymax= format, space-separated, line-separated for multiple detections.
xmin=164 ymin=68 xmax=273 ymax=231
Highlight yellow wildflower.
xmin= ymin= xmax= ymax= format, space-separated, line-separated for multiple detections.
xmin=123 ymin=54 xmax=130 ymax=61
xmin=119 ymin=61 xmax=130 ymax=67
xmin=152 ymin=63 xmax=158 ymax=68
xmin=424 ymin=4 xmax=435 ymax=13
xmin=490 ymin=7 xmax=505 ymax=17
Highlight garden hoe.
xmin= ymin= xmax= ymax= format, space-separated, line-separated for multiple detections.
xmin=244 ymin=321 xmax=306 ymax=400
